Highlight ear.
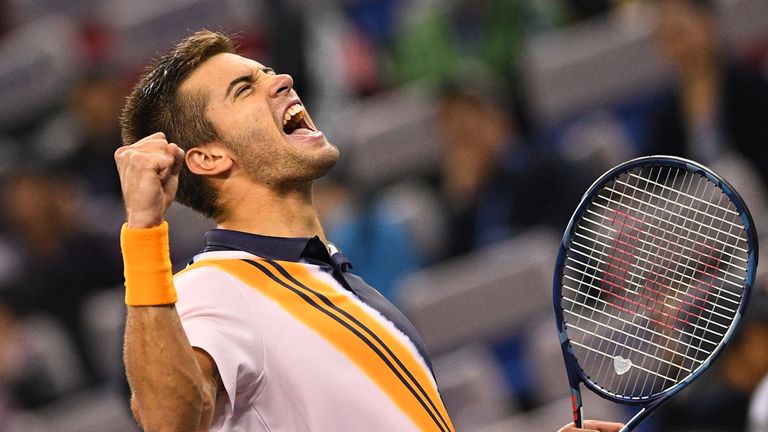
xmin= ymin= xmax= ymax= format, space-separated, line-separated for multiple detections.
xmin=185 ymin=143 xmax=233 ymax=176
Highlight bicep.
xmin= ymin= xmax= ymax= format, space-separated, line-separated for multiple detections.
xmin=176 ymin=268 xmax=263 ymax=418
xmin=194 ymin=347 xmax=221 ymax=430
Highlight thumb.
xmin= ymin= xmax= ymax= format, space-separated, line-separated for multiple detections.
xmin=582 ymin=420 xmax=624 ymax=432
xmin=167 ymin=143 xmax=185 ymax=176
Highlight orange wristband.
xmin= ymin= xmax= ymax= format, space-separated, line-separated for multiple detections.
xmin=120 ymin=221 xmax=177 ymax=306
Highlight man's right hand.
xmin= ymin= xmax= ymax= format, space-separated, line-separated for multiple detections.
xmin=114 ymin=132 xmax=185 ymax=228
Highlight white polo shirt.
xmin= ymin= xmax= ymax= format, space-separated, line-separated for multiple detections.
xmin=174 ymin=229 xmax=454 ymax=432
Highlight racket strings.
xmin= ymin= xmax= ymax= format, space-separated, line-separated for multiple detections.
xmin=568 ymin=233 xmax=740 ymax=315
xmin=603 ymin=167 xmax=736 ymax=393
xmin=561 ymin=165 xmax=749 ymax=399
xmin=570 ymin=220 xmax=742 ymax=311
xmin=563 ymin=263 xmax=728 ymax=337
xmin=613 ymin=167 xmax=736 ymax=391
xmin=619 ymin=174 xmax=745 ymax=238
xmin=578 ymin=208 xmax=746 ymax=291
xmin=585 ymin=202 xmax=747 ymax=272
xmin=600 ymin=182 xmax=748 ymax=259
xmin=626 ymin=172 xmax=741 ymax=221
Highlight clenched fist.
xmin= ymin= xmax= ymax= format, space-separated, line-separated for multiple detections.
xmin=115 ymin=132 xmax=185 ymax=228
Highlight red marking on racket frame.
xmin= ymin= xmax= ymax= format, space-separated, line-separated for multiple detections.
xmin=571 ymin=393 xmax=579 ymax=417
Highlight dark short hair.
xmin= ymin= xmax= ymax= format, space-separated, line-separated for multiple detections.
xmin=120 ymin=30 xmax=235 ymax=219
xmin=657 ymin=0 xmax=717 ymax=13
xmin=687 ymin=0 xmax=716 ymax=11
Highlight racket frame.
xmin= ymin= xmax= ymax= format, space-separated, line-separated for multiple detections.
xmin=553 ymin=155 xmax=758 ymax=431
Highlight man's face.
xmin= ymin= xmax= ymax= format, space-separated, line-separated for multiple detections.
xmin=655 ymin=1 xmax=718 ymax=73
xmin=181 ymin=53 xmax=339 ymax=185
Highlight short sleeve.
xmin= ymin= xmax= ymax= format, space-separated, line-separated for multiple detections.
xmin=174 ymin=265 xmax=263 ymax=421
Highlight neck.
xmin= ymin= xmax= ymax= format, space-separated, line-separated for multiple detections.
xmin=680 ymin=65 xmax=721 ymax=125
xmin=216 ymin=180 xmax=327 ymax=243
xmin=677 ymin=48 xmax=720 ymax=83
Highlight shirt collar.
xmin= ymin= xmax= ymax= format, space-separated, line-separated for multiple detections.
xmin=201 ymin=229 xmax=352 ymax=270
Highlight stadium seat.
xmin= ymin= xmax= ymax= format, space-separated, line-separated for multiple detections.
xmin=0 ymin=15 xmax=80 ymax=128
xmin=398 ymin=228 xmax=559 ymax=354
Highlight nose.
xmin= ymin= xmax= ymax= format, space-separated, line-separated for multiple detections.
xmin=268 ymin=74 xmax=294 ymax=97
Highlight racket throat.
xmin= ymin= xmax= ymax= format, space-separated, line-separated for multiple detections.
xmin=623 ymin=397 xmax=670 ymax=432
xmin=622 ymin=407 xmax=649 ymax=432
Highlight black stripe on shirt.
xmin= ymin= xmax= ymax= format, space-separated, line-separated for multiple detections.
xmin=244 ymin=259 xmax=451 ymax=432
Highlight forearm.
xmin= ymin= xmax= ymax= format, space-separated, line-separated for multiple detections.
xmin=124 ymin=305 xmax=210 ymax=431
xmin=120 ymin=221 xmax=213 ymax=431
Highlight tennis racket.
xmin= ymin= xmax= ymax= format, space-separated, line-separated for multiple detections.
xmin=553 ymin=155 xmax=758 ymax=431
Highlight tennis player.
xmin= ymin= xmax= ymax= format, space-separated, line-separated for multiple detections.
xmin=115 ymin=30 xmax=621 ymax=432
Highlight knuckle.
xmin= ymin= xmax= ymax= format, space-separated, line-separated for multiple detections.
xmin=126 ymin=151 xmax=149 ymax=166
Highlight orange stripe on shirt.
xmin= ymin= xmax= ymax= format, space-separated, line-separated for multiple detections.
xmin=182 ymin=259 xmax=453 ymax=432
xmin=263 ymin=259 xmax=454 ymax=432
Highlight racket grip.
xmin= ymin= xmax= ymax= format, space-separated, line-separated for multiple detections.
xmin=571 ymin=386 xmax=583 ymax=428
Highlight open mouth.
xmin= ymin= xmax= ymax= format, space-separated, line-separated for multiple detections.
xmin=282 ymin=103 xmax=315 ymax=135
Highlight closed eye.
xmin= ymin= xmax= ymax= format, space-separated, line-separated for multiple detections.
xmin=235 ymin=84 xmax=252 ymax=98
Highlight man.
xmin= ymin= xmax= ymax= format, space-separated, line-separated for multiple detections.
xmin=648 ymin=0 xmax=768 ymax=185
xmin=115 ymin=30 xmax=621 ymax=431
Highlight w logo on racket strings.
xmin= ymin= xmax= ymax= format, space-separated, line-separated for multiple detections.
xmin=602 ymin=208 xmax=727 ymax=338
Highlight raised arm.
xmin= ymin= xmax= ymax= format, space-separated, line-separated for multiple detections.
xmin=115 ymin=132 xmax=219 ymax=431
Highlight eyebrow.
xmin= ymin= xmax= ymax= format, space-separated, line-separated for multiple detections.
xmin=225 ymin=72 xmax=256 ymax=99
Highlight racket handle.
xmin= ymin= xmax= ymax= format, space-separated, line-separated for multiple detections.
xmin=570 ymin=386 xmax=583 ymax=428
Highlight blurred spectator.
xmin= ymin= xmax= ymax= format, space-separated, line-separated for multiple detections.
xmin=0 ymin=0 xmax=10 ymax=37
xmin=32 ymin=71 xmax=126 ymax=200
xmin=390 ymin=0 xmax=551 ymax=87
xmin=566 ymin=0 xmax=613 ymax=21
xmin=0 ymin=168 xmax=123 ymax=392
xmin=749 ymin=283 xmax=768 ymax=432
xmin=262 ymin=0 xmax=315 ymax=103
xmin=0 ymin=300 xmax=78 ymax=410
xmin=426 ymin=73 xmax=588 ymax=410
xmin=646 ymin=0 xmax=768 ymax=187
xmin=337 ymin=0 xmax=397 ymax=96
xmin=315 ymin=174 xmax=421 ymax=305
xmin=751 ymin=370 xmax=768 ymax=431
xmin=657 ymin=297 xmax=768 ymax=431
xmin=432 ymin=74 xmax=586 ymax=261
xmin=388 ymin=0 xmax=547 ymax=136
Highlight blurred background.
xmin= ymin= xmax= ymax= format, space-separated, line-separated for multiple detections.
xmin=0 ymin=0 xmax=767 ymax=430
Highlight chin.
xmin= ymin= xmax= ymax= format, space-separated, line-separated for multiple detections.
xmin=276 ymin=143 xmax=339 ymax=185
xmin=302 ymin=145 xmax=340 ymax=181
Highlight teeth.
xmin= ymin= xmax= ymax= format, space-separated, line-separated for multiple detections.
xmin=283 ymin=104 xmax=304 ymax=125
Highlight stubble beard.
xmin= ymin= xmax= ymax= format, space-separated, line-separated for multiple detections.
xmin=224 ymin=127 xmax=340 ymax=188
